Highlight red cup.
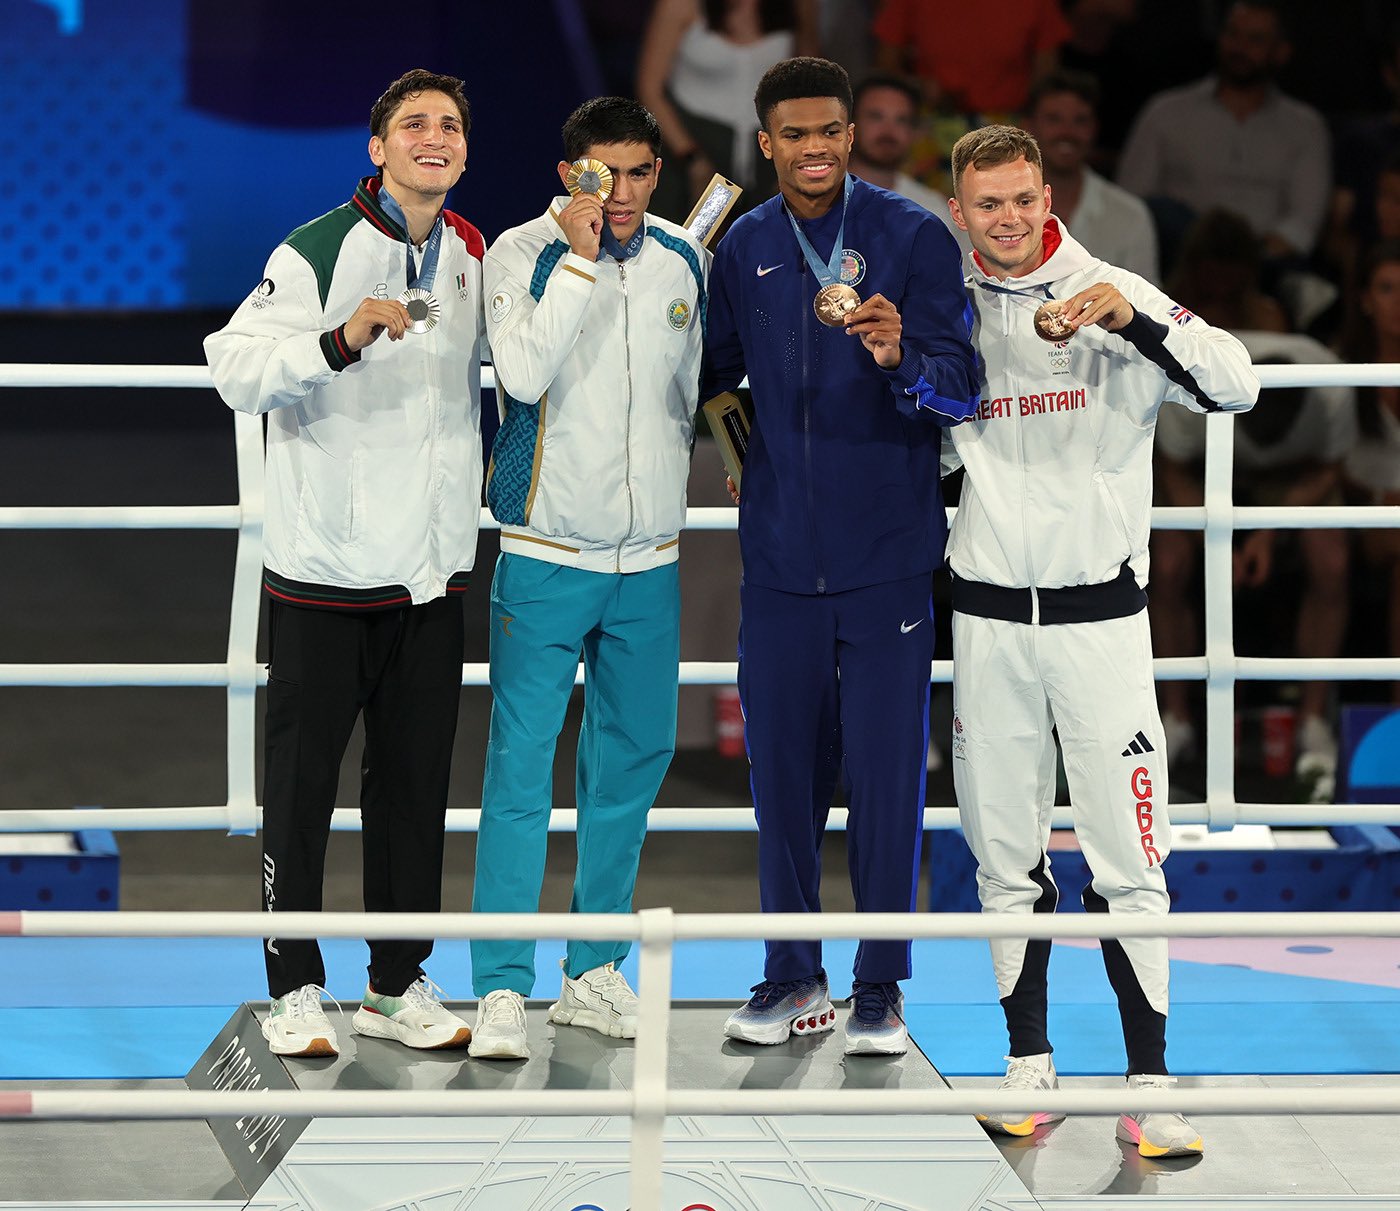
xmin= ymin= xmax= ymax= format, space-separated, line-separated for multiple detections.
xmin=714 ymin=687 xmax=745 ymax=759
xmin=1260 ymin=706 xmax=1296 ymax=778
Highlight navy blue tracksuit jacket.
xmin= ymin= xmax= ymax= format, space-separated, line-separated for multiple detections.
xmin=704 ymin=176 xmax=979 ymax=985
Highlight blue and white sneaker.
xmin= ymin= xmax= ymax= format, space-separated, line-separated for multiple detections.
xmin=843 ymin=980 xmax=908 ymax=1055
xmin=723 ymin=971 xmax=836 ymax=1045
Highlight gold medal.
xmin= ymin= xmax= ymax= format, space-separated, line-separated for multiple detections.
xmin=814 ymin=282 xmax=861 ymax=327
xmin=1032 ymin=301 xmax=1075 ymax=342
xmin=564 ymin=157 xmax=613 ymax=201
xmin=398 ymin=286 xmax=441 ymax=334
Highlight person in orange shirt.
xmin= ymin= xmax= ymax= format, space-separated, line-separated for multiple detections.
xmin=872 ymin=0 xmax=1069 ymax=116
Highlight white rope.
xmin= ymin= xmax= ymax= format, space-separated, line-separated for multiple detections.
xmin=11 ymin=908 xmax=1400 ymax=940
xmin=4 ymin=1085 xmax=1397 ymax=1122
xmin=3 ymin=800 xmax=1400 ymax=833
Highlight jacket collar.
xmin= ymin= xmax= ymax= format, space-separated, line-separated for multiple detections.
xmin=547 ymin=197 xmax=651 ymax=259
xmin=969 ymin=216 xmax=1095 ymax=292
xmin=351 ymin=176 xmax=411 ymax=243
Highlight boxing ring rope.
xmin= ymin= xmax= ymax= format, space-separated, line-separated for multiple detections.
xmin=2 ymin=362 xmax=1400 ymax=836
xmin=6 ymin=905 xmax=1400 ymax=1211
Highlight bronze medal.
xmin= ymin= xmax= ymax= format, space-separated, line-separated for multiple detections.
xmin=1032 ymin=301 xmax=1074 ymax=342
xmin=564 ymin=157 xmax=614 ymax=201
xmin=814 ymin=282 xmax=861 ymax=327
xmin=398 ymin=286 xmax=441 ymax=334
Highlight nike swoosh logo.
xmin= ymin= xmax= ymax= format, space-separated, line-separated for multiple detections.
xmin=900 ymin=619 xmax=924 ymax=633
xmin=756 ymin=264 xmax=783 ymax=277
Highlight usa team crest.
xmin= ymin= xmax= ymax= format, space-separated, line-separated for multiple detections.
xmin=839 ymin=248 xmax=866 ymax=287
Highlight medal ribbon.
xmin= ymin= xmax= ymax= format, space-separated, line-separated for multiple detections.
xmin=785 ymin=174 xmax=853 ymax=290
xmin=378 ymin=186 xmax=445 ymax=291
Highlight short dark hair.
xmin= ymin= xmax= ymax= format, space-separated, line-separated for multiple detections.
xmin=754 ymin=56 xmax=853 ymax=131
xmin=1026 ymin=68 xmax=1101 ymax=116
xmin=1229 ymin=0 xmax=1291 ymax=41
xmin=562 ymin=96 xmax=663 ymax=161
xmin=852 ymin=74 xmax=920 ymax=118
xmin=370 ymin=69 xmax=470 ymax=140
xmin=951 ymin=125 xmax=1042 ymax=194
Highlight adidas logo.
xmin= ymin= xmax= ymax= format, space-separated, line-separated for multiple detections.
xmin=1121 ymin=731 xmax=1155 ymax=757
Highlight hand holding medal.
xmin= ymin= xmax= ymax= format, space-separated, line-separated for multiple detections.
xmin=1035 ymin=283 xmax=1135 ymax=339
xmin=558 ymin=157 xmax=612 ymax=259
xmin=842 ymin=293 xmax=904 ymax=369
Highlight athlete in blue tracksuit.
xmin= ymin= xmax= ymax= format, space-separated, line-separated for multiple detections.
xmin=704 ymin=57 xmax=979 ymax=1055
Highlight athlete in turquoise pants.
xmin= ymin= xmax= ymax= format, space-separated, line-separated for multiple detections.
xmin=466 ymin=96 xmax=709 ymax=1059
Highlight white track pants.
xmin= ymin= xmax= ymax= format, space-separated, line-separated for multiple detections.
xmin=951 ymin=608 xmax=1172 ymax=1074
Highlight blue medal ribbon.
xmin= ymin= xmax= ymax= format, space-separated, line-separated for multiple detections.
xmin=378 ymin=186 xmax=445 ymax=292
xmin=785 ymin=174 xmax=853 ymax=290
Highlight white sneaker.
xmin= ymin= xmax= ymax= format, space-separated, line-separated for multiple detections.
xmin=1117 ymin=1073 xmax=1204 ymax=1157
xmin=262 ymin=984 xmax=339 ymax=1058
xmin=547 ymin=959 xmax=639 ymax=1039
xmin=1296 ymin=715 xmax=1338 ymax=803
xmin=468 ymin=989 xmax=529 ymax=1060
xmin=351 ymin=975 xmax=472 ymax=1050
xmin=977 ymin=1053 xmax=1065 ymax=1137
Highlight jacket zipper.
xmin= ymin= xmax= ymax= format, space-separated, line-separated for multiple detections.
xmin=618 ymin=260 xmax=635 ymax=572
xmin=800 ymin=261 xmax=825 ymax=593
xmin=1005 ymin=291 xmax=1039 ymax=623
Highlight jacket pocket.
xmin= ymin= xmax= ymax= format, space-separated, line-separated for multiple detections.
xmin=1092 ymin=469 xmax=1131 ymax=549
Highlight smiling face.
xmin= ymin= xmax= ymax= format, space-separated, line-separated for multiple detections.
xmin=950 ymin=156 xmax=1053 ymax=279
xmin=1025 ymin=90 xmax=1096 ymax=177
xmin=368 ymin=89 xmax=467 ymax=204
xmin=557 ymin=140 xmax=659 ymax=244
xmin=852 ymin=84 xmax=917 ymax=172
xmin=758 ymin=96 xmax=853 ymax=216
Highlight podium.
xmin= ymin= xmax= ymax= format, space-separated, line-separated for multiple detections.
xmin=186 ymin=1000 xmax=1035 ymax=1211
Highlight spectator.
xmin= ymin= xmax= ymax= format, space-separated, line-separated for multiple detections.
xmin=871 ymin=0 xmax=1068 ymax=117
xmin=1117 ymin=0 xmax=1330 ymax=270
xmin=1341 ymin=241 xmax=1400 ymax=699
xmin=1166 ymin=210 xmax=1289 ymax=335
xmin=1332 ymin=23 xmax=1400 ymax=257
xmin=637 ymin=0 xmax=819 ymax=224
xmin=848 ymin=74 xmax=969 ymax=256
xmin=1024 ymin=69 xmax=1159 ymax=282
xmin=1153 ymin=338 xmax=1358 ymax=799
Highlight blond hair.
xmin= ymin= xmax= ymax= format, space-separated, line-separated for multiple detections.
xmin=951 ymin=125 xmax=1042 ymax=196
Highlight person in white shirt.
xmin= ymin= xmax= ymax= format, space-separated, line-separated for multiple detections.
xmin=1117 ymin=0 xmax=1330 ymax=262
xmin=1024 ymin=68 xmax=1159 ymax=284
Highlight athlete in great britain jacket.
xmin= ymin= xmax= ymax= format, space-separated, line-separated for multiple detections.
xmin=484 ymin=201 xmax=708 ymax=572
xmin=946 ymin=216 xmax=1257 ymax=600
xmin=206 ymin=175 xmax=487 ymax=608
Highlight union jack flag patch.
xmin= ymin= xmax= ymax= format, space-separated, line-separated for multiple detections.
xmin=1167 ymin=304 xmax=1195 ymax=326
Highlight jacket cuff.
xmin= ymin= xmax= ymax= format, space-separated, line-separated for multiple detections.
xmin=559 ymin=252 xmax=599 ymax=285
xmin=319 ymin=325 xmax=362 ymax=372
xmin=881 ymin=340 xmax=920 ymax=391
xmin=1116 ymin=309 xmax=1169 ymax=354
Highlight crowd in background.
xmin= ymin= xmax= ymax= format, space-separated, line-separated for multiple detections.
xmin=579 ymin=0 xmax=1400 ymax=803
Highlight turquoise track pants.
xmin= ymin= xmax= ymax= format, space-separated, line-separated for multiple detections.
xmin=471 ymin=552 xmax=680 ymax=996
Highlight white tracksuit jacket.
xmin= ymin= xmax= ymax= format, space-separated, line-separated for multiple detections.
xmin=946 ymin=219 xmax=1258 ymax=1059
xmin=483 ymin=201 xmax=709 ymax=573
xmin=205 ymin=178 xmax=486 ymax=609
